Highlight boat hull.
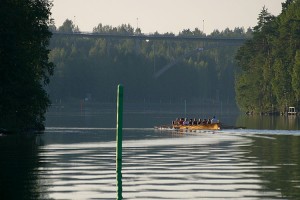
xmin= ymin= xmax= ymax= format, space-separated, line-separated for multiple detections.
xmin=155 ymin=123 xmax=221 ymax=131
xmin=173 ymin=123 xmax=220 ymax=130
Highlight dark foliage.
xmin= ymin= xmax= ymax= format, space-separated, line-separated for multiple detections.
xmin=48 ymin=21 xmax=250 ymax=108
xmin=0 ymin=0 xmax=54 ymax=131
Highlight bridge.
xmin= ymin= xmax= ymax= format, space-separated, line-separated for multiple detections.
xmin=52 ymin=31 xmax=249 ymax=43
xmin=52 ymin=31 xmax=249 ymax=78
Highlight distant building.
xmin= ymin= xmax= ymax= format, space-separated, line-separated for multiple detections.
xmin=288 ymin=107 xmax=297 ymax=115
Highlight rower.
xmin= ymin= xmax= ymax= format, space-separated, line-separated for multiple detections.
xmin=179 ymin=118 xmax=184 ymax=125
xmin=183 ymin=118 xmax=189 ymax=125
xmin=211 ymin=116 xmax=218 ymax=124
xmin=208 ymin=118 xmax=211 ymax=124
xmin=193 ymin=118 xmax=198 ymax=125
xmin=198 ymin=119 xmax=202 ymax=124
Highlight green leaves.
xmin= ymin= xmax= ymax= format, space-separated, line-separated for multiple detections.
xmin=292 ymin=51 xmax=300 ymax=100
xmin=235 ymin=0 xmax=300 ymax=113
xmin=0 ymin=0 xmax=53 ymax=131
xmin=48 ymin=20 xmax=248 ymax=106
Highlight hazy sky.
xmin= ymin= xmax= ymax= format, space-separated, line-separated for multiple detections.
xmin=51 ymin=0 xmax=284 ymax=34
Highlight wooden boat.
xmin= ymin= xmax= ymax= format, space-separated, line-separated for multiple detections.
xmin=173 ymin=123 xmax=220 ymax=130
xmin=155 ymin=123 xmax=221 ymax=131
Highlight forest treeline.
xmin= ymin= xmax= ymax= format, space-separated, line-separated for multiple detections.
xmin=48 ymin=20 xmax=251 ymax=107
xmin=236 ymin=0 xmax=300 ymax=114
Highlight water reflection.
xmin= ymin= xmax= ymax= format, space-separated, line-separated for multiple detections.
xmin=1 ymin=128 xmax=300 ymax=199
xmin=236 ymin=115 xmax=300 ymax=130
xmin=37 ymin=129 xmax=300 ymax=199
xmin=239 ymin=133 xmax=300 ymax=199
xmin=46 ymin=102 xmax=240 ymax=129
xmin=121 ymin=133 xmax=282 ymax=199
xmin=0 ymin=134 xmax=50 ymax=200
xmin=46 ymin=108 xmax=300 ymax=131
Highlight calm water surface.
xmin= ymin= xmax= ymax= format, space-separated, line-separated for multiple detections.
xmin=1 ymin=110 xmax=300 ymax=199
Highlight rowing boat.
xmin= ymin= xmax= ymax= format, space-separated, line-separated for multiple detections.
xmin=174 ymin=123 xmax=220 ymax=130
xmin=155 ymin=123 xmax=221 ymax=131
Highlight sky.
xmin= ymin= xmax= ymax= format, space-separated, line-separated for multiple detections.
xmin=51 ymin=0 xmax=284 ymax=34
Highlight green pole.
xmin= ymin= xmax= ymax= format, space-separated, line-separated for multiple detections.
xmin=116 ymin=84 xmax=123 ymax=200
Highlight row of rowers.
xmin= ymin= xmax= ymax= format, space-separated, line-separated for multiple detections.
xmin=172 ymin=116 xmax=219 ymax=126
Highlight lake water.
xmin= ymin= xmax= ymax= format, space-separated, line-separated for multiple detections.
xmin=1 ymin=108 xmax=300 ymax=199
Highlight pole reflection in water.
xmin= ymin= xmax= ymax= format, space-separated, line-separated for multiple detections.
xmin=26 ymin=128 xmax=300 ymax=199
xmin=1 ymin=127 xmax=300 ymax=199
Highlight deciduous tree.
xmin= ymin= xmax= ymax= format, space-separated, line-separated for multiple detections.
xmin=0 ymin=0 xmax=54 ymax=131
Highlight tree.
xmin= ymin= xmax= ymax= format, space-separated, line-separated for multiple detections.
xmin=254 ymin=6 xmax=275 ymax=33
xmin=282 ymin=0 xmax=294 ymax=11
xmin=0 ymin=0 xmax=54 ymax=131
xmin=271 ymin=59 xmax=290 ymax=111
xmin=292 ymin=50 xmax=300 ymax=101
xmin=58 ymin=19 xmax=79 ymax=33
xmin=235 ymin=1 xmax=300 ymax=113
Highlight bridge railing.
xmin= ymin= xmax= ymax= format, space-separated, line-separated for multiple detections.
xmin=51 ymin=31 xmax=250 ymax=42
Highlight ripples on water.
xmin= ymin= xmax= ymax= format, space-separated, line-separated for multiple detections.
xmin=29 ymin=128 xmax=300 ymax=199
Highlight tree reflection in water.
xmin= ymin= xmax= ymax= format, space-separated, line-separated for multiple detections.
xmin=241 ymin=134 xmax=300 ymax=199
xmin=1 ymin=128 xmax=300 ymax=199
xmin=0 ymin=134 xmax=50 ymax=200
